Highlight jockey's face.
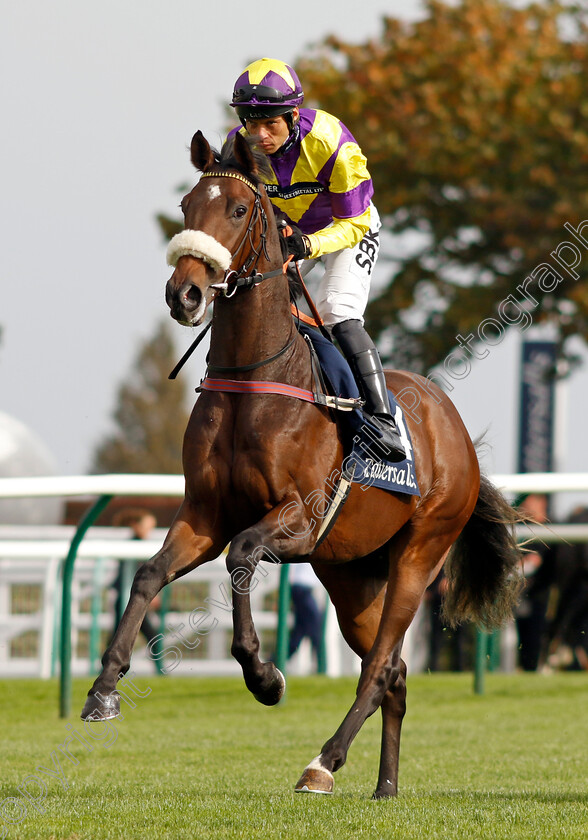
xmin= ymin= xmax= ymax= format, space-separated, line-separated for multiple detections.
xmin=244 ymin=108 xmax=299 ymax=154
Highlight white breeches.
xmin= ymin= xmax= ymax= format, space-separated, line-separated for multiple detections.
xmin=299 ymin=203 xmax=381 ymax=327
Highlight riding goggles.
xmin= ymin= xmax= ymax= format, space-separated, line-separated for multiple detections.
xmin=232 ymin=83 xmax=295 ymax=106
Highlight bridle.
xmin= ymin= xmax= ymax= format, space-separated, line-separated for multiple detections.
xmin=167 ymin=168 xmax=297 ymax=378
xmin=199 ymin=170 xmax=287 ymax=298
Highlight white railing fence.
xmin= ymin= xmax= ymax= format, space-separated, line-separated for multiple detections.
xmin=1 ymin=474 xmax=587 ymax=682
xmin=0 ymin=526 xmax=358 ymax=681
xmin=0 ymin=530 xmax=291 ymax=679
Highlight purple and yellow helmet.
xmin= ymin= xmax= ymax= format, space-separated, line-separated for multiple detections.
xmin=231 ymin=58 xmax=304 ymax=123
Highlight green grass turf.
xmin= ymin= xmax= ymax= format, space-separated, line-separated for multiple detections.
xmin=0 ymin=672 xmax=586 ymax=839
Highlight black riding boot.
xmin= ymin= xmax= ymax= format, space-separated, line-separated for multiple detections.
xmin=332 ymin=319 xmax=405 ymax=462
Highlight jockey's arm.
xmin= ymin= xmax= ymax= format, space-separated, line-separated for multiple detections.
xmin=305 ymin=137 xmax=373 ymax=258
xmin=305 ymin=207 xmax=371 ymax=259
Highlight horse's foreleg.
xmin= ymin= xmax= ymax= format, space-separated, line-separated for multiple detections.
xmin=226 ymin=543 xmax=285 ymax=707
xmin=81 ymin=504 xmax=222 ymax=720
xmin=226 ymin=503 xmax=316 ymax=706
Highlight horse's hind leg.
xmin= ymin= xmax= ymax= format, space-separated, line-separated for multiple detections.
xmin=297 ymin=517 xmax=465 ymax=796
xmin=81 ymin=501 xmax=223 ymax=720
xmin=297 ymin=642 xmax=408 ymax=799
xmin=374 ymin=654 xmax=407 ymax=799
xmin=294 ymin=557 xmax=404 ymax=796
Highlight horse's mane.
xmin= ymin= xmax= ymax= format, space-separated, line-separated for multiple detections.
xmin=212 ymin=135 xmax=303 ymax=300
xmin=218 ymin=134 xmax=273 ymax=184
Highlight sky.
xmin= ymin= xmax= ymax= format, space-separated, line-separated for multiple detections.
xmin=1 ymin=0 xmax=588 ymax=517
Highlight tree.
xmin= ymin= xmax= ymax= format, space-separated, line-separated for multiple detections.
xmin=296 ymin=0 xmax=588 ymax=373
xmin=92 ymin=320 xmax=190 ymax=473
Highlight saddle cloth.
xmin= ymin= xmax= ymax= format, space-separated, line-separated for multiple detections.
xmin=298 ymin=323 xmax=420 ymax=498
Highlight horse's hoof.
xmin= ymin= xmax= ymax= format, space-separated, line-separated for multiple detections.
xmin=81 ymin=691 xmax=121 ymax=721
xmin=294 ymin=762 xmax=334 ymax=795
xmin=253 ymin=667 xmax=285 ymax=706
xmin=372 ymin=788 xmax=396 ymax=800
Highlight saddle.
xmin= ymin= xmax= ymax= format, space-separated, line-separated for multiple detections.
xmin=295 ymin=318 xmax=419 ymax=492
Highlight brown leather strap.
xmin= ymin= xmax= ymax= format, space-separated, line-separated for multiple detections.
xmin=290 ymin=305 xmax=318 ymax=327
xmin=295 ymin=263 xmax=325 ymax=328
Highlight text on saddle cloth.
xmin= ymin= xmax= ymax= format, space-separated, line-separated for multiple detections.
xmin=349 ymin=406 xmax=419 ymax=496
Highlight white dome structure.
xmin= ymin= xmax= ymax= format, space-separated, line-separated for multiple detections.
xmin=0 ymin=411 xmax=64 ymax=524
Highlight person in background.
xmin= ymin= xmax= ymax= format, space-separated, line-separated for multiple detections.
xmin=288 ymin=563 xmax=324 ymax=671
xmin=515 ymin=494 xmax=556 ymax=671
xmin=548 ymin=505 xmax=588 ymax=671
xmin=110 ymin=508 xmax=161 ymax=661
xmin=426 ymin=569 xmax=469 ymax=671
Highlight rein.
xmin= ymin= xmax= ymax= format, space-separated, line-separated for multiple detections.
xmin=207 ymin=329 xmax=297 ymax=374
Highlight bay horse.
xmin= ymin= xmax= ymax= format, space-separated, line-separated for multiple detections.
xmin=82 ymin=130 xmax=521 ymax=799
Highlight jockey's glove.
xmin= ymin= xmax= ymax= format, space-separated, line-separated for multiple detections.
xmin=285 ymin=229 xmax=311 ymax=261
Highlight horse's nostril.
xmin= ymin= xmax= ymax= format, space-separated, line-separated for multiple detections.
xmin=185 ymin=285 xmax=202 ymax=304
xmin=177 ymin=282 xmax=202 ymax=312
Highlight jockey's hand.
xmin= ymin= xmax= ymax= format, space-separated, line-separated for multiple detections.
xmin=285 ymin=228 xmax=311 ymax=261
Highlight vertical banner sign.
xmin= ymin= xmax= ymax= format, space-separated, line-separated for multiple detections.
xmin=517 ymin=340 xmax=557 ymax=474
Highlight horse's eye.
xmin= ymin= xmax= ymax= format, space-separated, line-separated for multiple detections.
xmin=233 ymin=206 xmax=247 ymax=219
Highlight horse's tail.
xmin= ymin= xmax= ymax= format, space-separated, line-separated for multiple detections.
xmin=441 ymin=473 xmax=524 ymax=630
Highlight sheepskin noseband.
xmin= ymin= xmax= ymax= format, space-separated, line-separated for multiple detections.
xmin=166 ymin=230 xmax=232 ymax=273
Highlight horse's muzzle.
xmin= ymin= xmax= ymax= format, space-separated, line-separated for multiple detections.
xmin=166 ymin=279 xmax=205 ymax=326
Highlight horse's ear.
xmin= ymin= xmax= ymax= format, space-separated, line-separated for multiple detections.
xmin=232 ymin=131 xmax=259 ymax=177
xmin=191 ymin=130 xmax=215 ymax=172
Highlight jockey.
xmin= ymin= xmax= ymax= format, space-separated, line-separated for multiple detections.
xmin=229 ymin=57 xmax=405 ymax=461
